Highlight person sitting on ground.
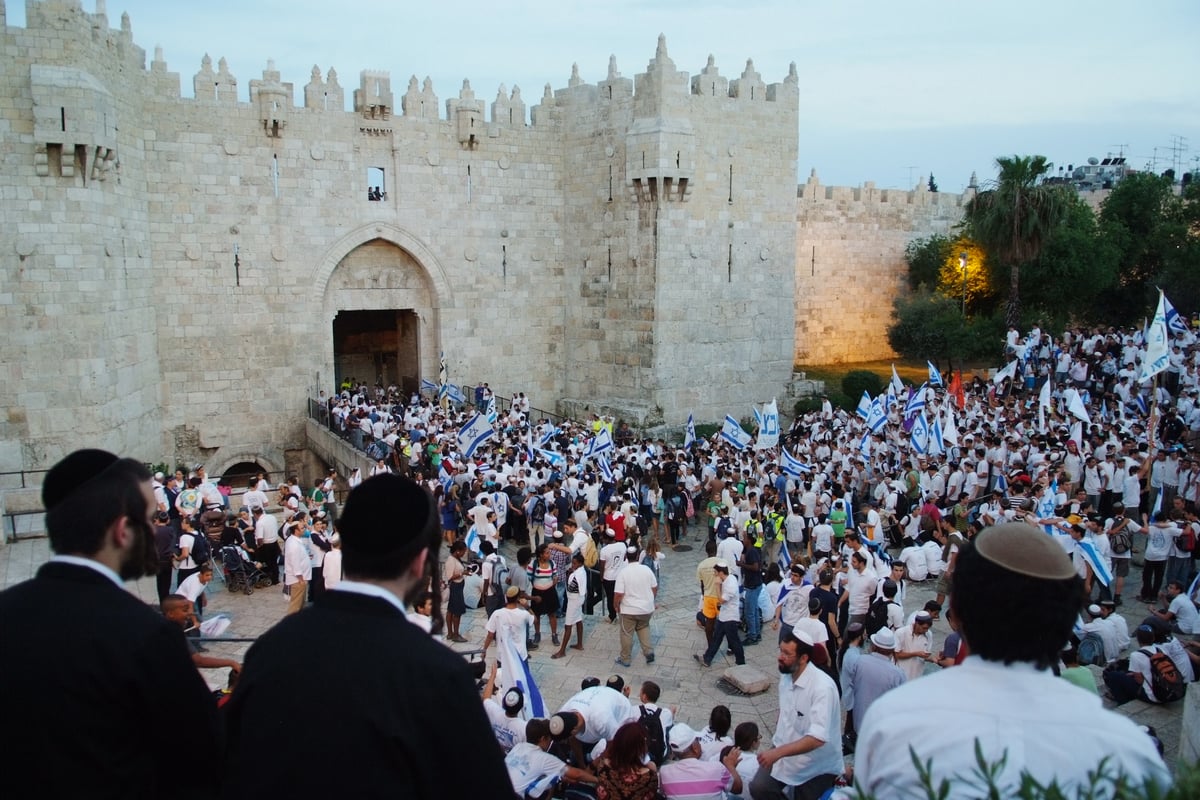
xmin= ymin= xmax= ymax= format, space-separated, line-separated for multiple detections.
xmin=506 ymin=717 xmax=598 ymax=799
xmin=161 ymin=594 xmax=242 ymax=674
xmin=659 ymin=723 xmax=742 ymax=800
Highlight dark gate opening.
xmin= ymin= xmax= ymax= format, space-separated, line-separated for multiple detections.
xmin=332 ymin=309 xmax=419 ymax=394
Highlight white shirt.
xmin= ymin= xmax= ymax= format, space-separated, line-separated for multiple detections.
xmin=558 ymin=686 xmax=634 ymax=745
xmin=896 ymin=546 xmax=928 ymax=581
xmin=849 ymin=656 xmax=1170 ymax=798
xmin=770 ymin=665 xmax=844 ymax=785
xmin=716 ymin=573 xmax=741 ymax=623
xmin=614 ymin=562 xmax=658 ymax=615
xmin=894 ymin=623 xmax=933 ymax=681
xmin=505 ymin=742 xmax=567 ymax=796
xmin=254 ymin=513 xmax=279 ymax=544
xmin=716 ymin=538 xmax=744 ymax=580
xmin=1168 ymin=593 xmax=1199 ymax=634
xmin=600 ymin=541 xmax=627 ymax=580
xmin=283 ymin=535 xmax=312 ymax=584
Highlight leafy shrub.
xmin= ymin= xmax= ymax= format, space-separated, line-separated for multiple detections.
xmin=842 ymin=370 xmax=884 ymax=400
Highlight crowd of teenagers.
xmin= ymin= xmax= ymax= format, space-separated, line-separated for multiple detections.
xmin=6 ymin=313 xmax=1200 ymax=798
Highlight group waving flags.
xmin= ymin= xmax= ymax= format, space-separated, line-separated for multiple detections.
xmin=927 ymin=361 xmax=943 ymax=387
xmin=457 ymin=413 xmax=495 ymax=458
xmin=780 ymin=447 xmax=813 ymax=479
xmin=755 ymin=399 xmax=780 ymax=450
xmin=1139 ymin=290 xmax=1171 ymax=383
xmin=584 ymin=426 xmax=615 ymax=460
xmin=684 ymin=413 xmax=697 ymax=450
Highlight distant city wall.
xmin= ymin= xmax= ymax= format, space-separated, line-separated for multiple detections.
xmin=794 ymin=171 xmax=974 ymax=364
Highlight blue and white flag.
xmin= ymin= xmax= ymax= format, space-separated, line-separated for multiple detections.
xmin=1139 ymin=290 xmax=1171 ymax=383
xmin=584 ymin=426 xmax=615 ymax=460
xmin=910 ymin=412 xmax=929 ymax=455
xmin=866 ymin=398 xmax=887 ymax=434
xmin=684 ymin=413 xmax=697 ymax=450
xmin=904 ymin=383 xmax=928 ymax=419
xmin=535 ymin=447 xmax=565 ymax=470
xmin=720 ymin=415 xmax=753 ymax=450
xmin=420 ymin=377 xmax=438 ymax=393
xmin=777 ymin=540 xmax=792 ymax=572
xmin=1075 ymin=537 xmax=1113 ymax=587
xmin=538 ymin=425 xmax=559 ymax=448
xmin=464 ymin=525 xmax=483 ymax=557
xmin=457 ymin=413 xmax=495 ymax=458
xmin=438 ymin=464 xmax=455 ymax=493
xmin=499 ymin=632 xmax=545 ymax=720
xmin=1163 ymin=291 xmax=1188 ymax=336
xmin=447 ymin=384 xmax=466 ymax=405
xmin=927 ymin=361 xmax=943 ymax=387
xmin=485 ymin=395 xmax=498 ymax=424
xmin=596 ymin=455 xmax=614 ymax=483
xmin=890 ymin=364 xmax=905 ymax=396
xmin=859 ymin=431 xmax=872 ymax=457
xmin=756 ymin=399 xmax=780 ymax=450
xmin=880 ymin=389 xmax=894 ymax=416
xmin=994 ymin=472 xmax=1008 ymax=494
xmin=1135 ymin=393 xmax=1149 ymax=417
xmin=928 ymin=417 xmax=945 ymax=457
xmin=855 ymin=391 xmax=872 ymax=421
xmin=780 ymin=447 xmax=813 ymax=479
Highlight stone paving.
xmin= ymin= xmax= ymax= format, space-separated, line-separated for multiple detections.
xmin=0 ymin=518 xmax=1189 ymax=772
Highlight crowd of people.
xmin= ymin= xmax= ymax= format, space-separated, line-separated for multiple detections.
xmin=4 ymin=315 xmax=1200 ymax=798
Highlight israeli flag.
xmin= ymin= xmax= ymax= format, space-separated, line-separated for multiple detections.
xmin=855 ymin=391 xmax=872 ymax=421
xmin=927 ymin=361 xmax=943 ymax=387
xmin=447 ymin=384 xmax=466 ymax=405
xmin=538 ymin=425 xmax=559 ymax=448
xmin=756 ymin=399 xmax=780 ymax=450
xmin=584 ymin=426 xmax=615 ymax=460
xmin=1163 ymin=291 xmax=1189 ymax=336
xmin=684 ymin=413 xmax=697 ymax=450
xmin=780 ymin=447 xmax=813 ymax=479
xmin=904 ymin=383 xmax=928 ymax=419
xmin=464 ymin=525 xmax=483 ymax=557
xmin=777 ymin=540 xmax=792 ymax=572
xmin=420 ymin=377 xmax=438 ymax=393
xmin=721 ymin=415 xmax=753 ymax=450
xmin=910 ymin=412 xmax=929 ymax=455
xmin=994 ymin=472 xmax=1008 ymax=494
xmin=866 ymin=398 xmax=887 ymax=434
xmin=928 ymin=417 xmax=945 ymax=457
xmin=535 ymin=447 xmax=565 ymax=470
xmin=438 ymin=464 xmax=454 ymax=493
xmin=859 ymin=431 xmax=872 ymax=457
xmin=1135 ymin=393 xmax=1149 ymax=416
xmin=485 ymin=395 xmax=498 ymax=424
xmin=499 ymin=632 xmax=545 ymax=720
xmin=596 ymin=455 xmax=614 ymax=483
xmin=890 ymin=364 xmax=905 ymax=396
xmin=1139 ymin=290 xmax=1170 ymax=383
xmin=457 ymin=413 xmax=495 ymax=458
xmin=1075 ymin=537 xmax=1113 ymax=587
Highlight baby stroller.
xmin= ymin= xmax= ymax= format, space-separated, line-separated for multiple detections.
xmin=220 ymin=546 xmax=273 ymax=595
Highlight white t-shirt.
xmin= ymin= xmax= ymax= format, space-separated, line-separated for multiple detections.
xmin=1168 ymin=593 xmax=1199 ymax=634
xmin=558 ymin=686 xmax=633 ymax=745
xmin=613 ymin=563 xmax=658 ymax=615
xmin=897 ymin=546 xmax=928 ymax=581
xmin=176 ymin=571 xmax=206 ymax=603
xmin=505 ymin=742 xmax=567 ymax=796
xmin=483 ymin=698 xmax=527 ymax=754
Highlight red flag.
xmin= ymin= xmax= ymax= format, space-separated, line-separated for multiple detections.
xmin=949 ymin=371 xmax=965 ymax=410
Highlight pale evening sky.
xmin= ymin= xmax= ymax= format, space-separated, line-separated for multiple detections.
xmin=10 ymin=0 xmax=1199 ymax=191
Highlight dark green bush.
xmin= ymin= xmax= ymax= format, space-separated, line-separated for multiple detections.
xmin=842 ymin=370 xmax=884 ymax=401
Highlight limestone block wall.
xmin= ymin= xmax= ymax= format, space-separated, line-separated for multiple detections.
xmin=794 ymin=172 xmax=972 ymax=364
xmin=0 ymin=1 xmax=163 ymax=470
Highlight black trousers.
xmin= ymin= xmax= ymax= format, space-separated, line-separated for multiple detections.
xmin=603 ymin=579 xmax=617 ymax=621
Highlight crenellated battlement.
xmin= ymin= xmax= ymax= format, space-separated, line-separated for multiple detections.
xmin=798 ymin=168 xmax=977 ymax=210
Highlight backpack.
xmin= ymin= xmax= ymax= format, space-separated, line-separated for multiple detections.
xmin=184 ymin=529 xmax=212 ymax=567
xmin=1177 ymin=524 xmax=1196 ymax=554
xmin=865 ymin=597 xmax=895 ymax=636
xmin=638 ymin=706 xmax=667 ymax=767
xmin=581 ymin=536 xmax=599 ymax=569
xmin=530 ymin=497 xmax=546 ymax=524
xmin=1109 ymin=525 xmax=1132 ymax=555
xmin=1140 ymin=648 xmax=1186 ymax=702
xmin=1077 ymin=632 xmax=1106 ymax=667
xmin=489 ymin=555 xmax=511 ymax=596
xmin=715 ymin=517 xmax=733 ymax=540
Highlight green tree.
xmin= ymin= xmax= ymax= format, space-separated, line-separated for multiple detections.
xmin=1100 ymin=172 xmax=1198 ymax=313
xmin=888 ymin=287 xmax=1004 ymax=366
xmin=904 ymin=234 xmax=954 ymax=291
xmin=1021 ymin=194 xmax=1121 ymax=326
xmin=964 ymin=155 xmax=1072 ymax=328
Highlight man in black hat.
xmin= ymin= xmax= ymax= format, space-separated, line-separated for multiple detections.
xmin=223 ymin=472 xmax=509 ymax=798
xmin=0 ymin=449 xmax=220 ymax=799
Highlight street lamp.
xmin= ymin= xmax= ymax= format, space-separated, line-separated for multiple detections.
xmin=959 ymin=251 xmax=968 ymax=316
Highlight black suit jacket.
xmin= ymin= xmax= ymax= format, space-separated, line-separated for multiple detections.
xmin=222 ymin=590 xmax=512 ymax=799
xmin=0 ymin=561 xmax=221 ymax=799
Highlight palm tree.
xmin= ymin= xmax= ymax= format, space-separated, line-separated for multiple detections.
xmin=964 ymin=155 xmax=1071 ymax=328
